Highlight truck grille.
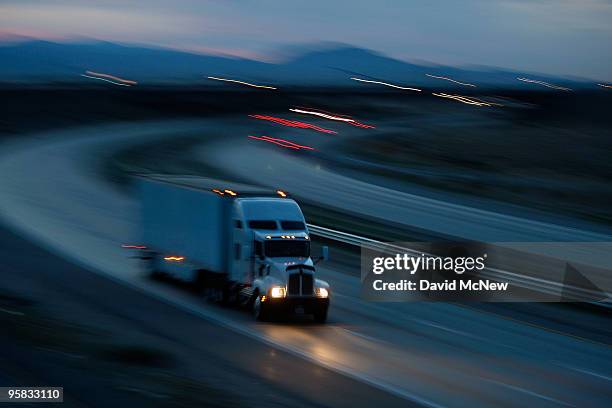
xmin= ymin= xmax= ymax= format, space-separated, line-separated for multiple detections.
xmin=288 ymin=272 xmax=314 ymax=296
xmin=288 ymin=273 xmax=300 ymax=295
xmin=302 ymin=274 xmax=313 ymax=295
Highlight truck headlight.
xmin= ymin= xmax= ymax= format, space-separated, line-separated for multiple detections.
xmin=316 ymin=287 xmax=329 ymax=298
xmin=270 ymin=286 xmax=286 ymax=298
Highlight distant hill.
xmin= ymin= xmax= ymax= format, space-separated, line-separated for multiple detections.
xmin=0 ymin=40 xmax=591 ymax=89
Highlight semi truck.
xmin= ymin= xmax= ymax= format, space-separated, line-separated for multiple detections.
xmin=136 ymin=175 xmax=330 ymax=322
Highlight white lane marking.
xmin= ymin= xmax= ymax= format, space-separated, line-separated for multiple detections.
xmin=554 ymin=362 xmax=612 ymax=382
xmin=0 ymin=307 xmax=25 ymax=316
xmin=338 ymin=327 xmax=391 ymax=345
xmin=334 ymin=292 xmax=484 ymax=340
xmin=483 ymin=378 xmax=574 ymax=407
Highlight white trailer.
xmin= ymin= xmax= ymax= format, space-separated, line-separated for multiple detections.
xmin=137 ymin=175 xmax=330 ymax=322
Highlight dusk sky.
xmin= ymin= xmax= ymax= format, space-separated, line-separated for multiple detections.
xmin=1 ymin=0 xmax=611 ymax=80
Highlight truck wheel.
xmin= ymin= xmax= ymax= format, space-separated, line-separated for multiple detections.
xmin=253 ymin=295 xmax=269 ymax=321
xmin=313 ymin=307 xmax=328 ymax=323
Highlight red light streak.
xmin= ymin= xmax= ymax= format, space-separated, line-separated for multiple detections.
xmin=249 ymin=115 xmax=337 ymax=134
xmin=347 ymin=121 xmax=376 ymax=129
xmin=248 ymin=135 xmax=315 ymax=151
xmin=121 ymin=244 xmax=147 ymax=249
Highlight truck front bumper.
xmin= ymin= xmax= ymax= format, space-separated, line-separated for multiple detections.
xmin=266 ymin=297 xmax=329 ymax=316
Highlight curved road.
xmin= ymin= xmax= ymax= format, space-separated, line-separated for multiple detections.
xmin=0 ymin=121 xmax=611 ymax=407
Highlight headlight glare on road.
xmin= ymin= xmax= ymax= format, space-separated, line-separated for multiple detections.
xmin=316 ymin=287 xmax=329 ymax=298
xmin=270 ymin=286 xmax=286 ymax=298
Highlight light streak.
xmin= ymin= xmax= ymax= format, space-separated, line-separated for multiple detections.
xmin=207 ymin=76 xmax=277 ymax=89
xmin=289 ymin=108 xmax=353 ymax=122
xmin=350 ymin=77 xmax=422 ymax=92
xmin=164 ymin=256 xmax=185 ymax=262
xmin=121 ymin=244 xmax=147 ymax=249
xmin=289 ymin=108 xmax=375 ymax=129
xmin=249 ymin=114 xmax=337 ymax=134
xmin=259 ymin=136 xmax=314 ymax=150
xmin=425 ymin=74 xmax=475 ymax=87
xmin=81 ymin=74 xmax=131 ymax=86
xmin=248 ymin=135 xmax=315 ymax=151
xmin=516 ymin=77 xmax=572 ymax=91
xmin=347 ymin=121 xmax=376 ymax=129
xmin=432 ymin=93 xmax=494 ymax=106
xmin=468 ymin=96 xmax=504 ymax=107
xmin=597 ymin=83 xmax=612 ymax=89
xmin=85 ymin=71 xmax=137 ymax=85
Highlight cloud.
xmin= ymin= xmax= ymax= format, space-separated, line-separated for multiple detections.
xmin=0 ymin=4 xmax=208 ymax=42
xmin=497 ymin=0 xmax=612 ymax=31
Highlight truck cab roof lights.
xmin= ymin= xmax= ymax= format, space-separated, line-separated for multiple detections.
xmin=224 ymin=189 xmax=237 ymax=196
xmin=276 ymin=190 xmax=287 ymax=197
xmin=212 ymin=189 xmax=225 ymax=195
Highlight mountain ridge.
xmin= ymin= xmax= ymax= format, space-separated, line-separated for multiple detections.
xmin=0 ymin=40 xmax=594 ymax=88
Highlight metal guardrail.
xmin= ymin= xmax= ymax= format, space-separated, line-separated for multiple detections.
xmin=307 ymin=224 xmax=611 ymax=305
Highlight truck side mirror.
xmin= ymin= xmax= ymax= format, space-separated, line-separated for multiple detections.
xmin=315 ymin=246 xmax=329 ymax=264
xmin=321 ymin=246 xmax=329 ymax=261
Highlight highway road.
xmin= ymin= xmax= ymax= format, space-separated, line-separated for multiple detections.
xmin=0 ymin=121 xmax=611 ymax=407
xmin=0 ymin=223 xmax=407 ymax=408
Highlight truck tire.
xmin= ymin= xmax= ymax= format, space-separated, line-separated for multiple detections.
xmin=194 ymin=270 xmax=208 ymax=294
xmin=252 ymin=294 xmax=269 ymax=321
xmin=313 ymin=307 xmax=328 ymax=323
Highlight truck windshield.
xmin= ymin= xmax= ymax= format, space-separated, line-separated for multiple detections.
xmin=280 ymin=221 xmax=305 ymax=230
xmin=248 ymin=220 xmax=277 ymax=230
xmin=265 ymin=240 xmax=310 ymax=257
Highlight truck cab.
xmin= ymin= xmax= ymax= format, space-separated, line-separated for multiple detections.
xmin=231 ymin=198 xmax=330 ymax=322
